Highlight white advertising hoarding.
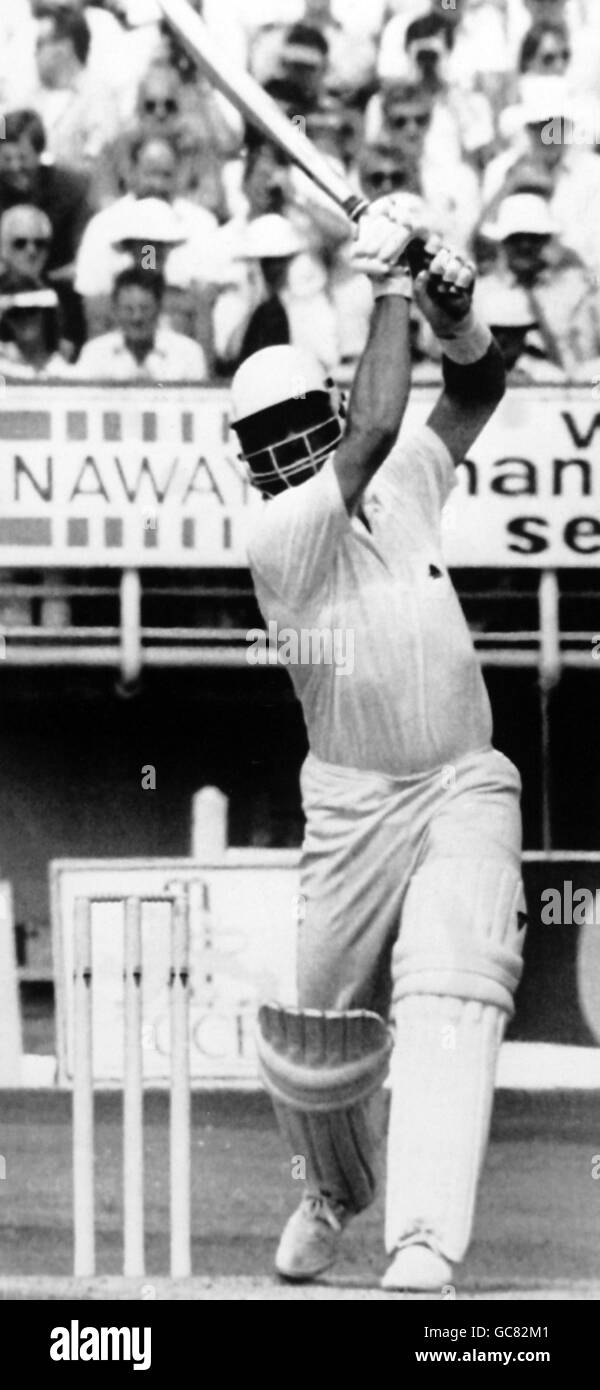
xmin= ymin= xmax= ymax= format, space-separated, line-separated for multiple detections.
xmin=1 ymin=384 xmax=600 ymax=567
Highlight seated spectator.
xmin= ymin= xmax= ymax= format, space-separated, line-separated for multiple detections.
xmin=303 ymin=0 xmax=380 ymax=100
xmin=2 ymin=0 xmax=133 ymax=116
xmin=507 ymin=0 xmax=593 ymax=87
xmin=365 ymin=82 xmax=481 ymax=248
xmin=220 ymin=133 xmax=346 ymax=291
xmin=76 ymin=266 xmax=207 ymax=382
xmin=0 ymin=110 xmax=91 ymax=276
xmin=213 ymin=212 xmax=339 ymax=374
xmin=501 ymin=18 xmax=575 ymax=141
xmin=93 ymin=64 xmax=186 ymax=208
xmin=92 ymin=62 xmax=234 ymax=217
xmin=479 ymin=193 xmax=600 ymax=374
xmin=0 ymin=204 xmax=85 ymax=358
xmin=0 ymin=273 xmax=72 ymax=378
xmin=476 ymin=280 xmax=567 ymax=382
xmin=275 ymin=23 xmax=330 ymax=114
xmin=482 ymin=75 xmax=600 ymax=276
xmin=21 ymin=5 xmax=119 ymax=173
xmin=402 ymin=11 xmax=495 ymax=171
xmin=378 ymin=0 xmax=512 ymax=108
xmin=518 ymin=15 xmax=572 ymax=76
xmin=75 ymin=134 xmax=220 ymax=334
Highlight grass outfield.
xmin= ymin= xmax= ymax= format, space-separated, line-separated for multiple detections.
xmin=0 ymin=1091 xmax=598 ymax=1300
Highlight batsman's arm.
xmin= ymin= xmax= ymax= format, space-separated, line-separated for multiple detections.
xmin=414 ymin=241 xmax=506 ymax=465
xmin=333 ymin=294 xmax=412 ymax=516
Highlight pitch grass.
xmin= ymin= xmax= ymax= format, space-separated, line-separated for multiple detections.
xmin=0 ymin=1091 xmax=598 ymax=1298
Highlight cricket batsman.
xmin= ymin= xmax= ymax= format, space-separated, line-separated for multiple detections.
xmin=230 ymin=194 xmax=526 ymax=1292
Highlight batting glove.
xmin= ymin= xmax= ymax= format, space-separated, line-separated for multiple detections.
xmin=413 ymin=236 xmax=482 ymax=343
xmin=350 ymin=193 xmax=430 ymax=282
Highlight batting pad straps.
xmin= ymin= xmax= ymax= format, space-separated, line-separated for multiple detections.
xmin=257 ymin=1005 xmax=392 ymax=1111
xmin=257 ymin=1005 xmax=392 ymax=1213
xmin=392 ymin=859 xmax=526 ymax=1018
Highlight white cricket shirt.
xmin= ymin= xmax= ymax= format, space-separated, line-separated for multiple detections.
xmin=247 ymin=426 xmax=493 ymax=776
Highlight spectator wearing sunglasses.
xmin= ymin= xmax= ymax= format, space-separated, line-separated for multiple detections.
xmin=401 ymin=12 xmax=495 ymax=174
xmin=92 ymin=62 xmax=233 ymax=218
xmin=0 ymin=202 xmax=86 ymax=359
xmin=365 ymin=82 xmax=481 ymax=250
xmin=92 ymin=64 xmax=186 ymax=208
xmin=0 ymin=109 xmax=91 ymax=279
xmin=500 ymin=19 xmax=573 ymax=142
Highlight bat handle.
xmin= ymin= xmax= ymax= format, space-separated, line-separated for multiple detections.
xmin=343 ymin=194 xmax=370 ymax=222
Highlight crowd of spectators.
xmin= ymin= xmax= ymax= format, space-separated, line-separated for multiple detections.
xmin=0 ymin=0 xmax=600 ymax=384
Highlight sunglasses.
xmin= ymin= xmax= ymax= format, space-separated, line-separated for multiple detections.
xmin=540 ymin=48 xmax=571 ymax=64
xmin=143 ymin=99 xmax=179 ymax=115
xmin=366 ymin=170 xmax=408 ymax=191
xmin=10 ymin=237 xmax=49 ymax=251
xmin=388 ymin=111 xmax=430 ymax=130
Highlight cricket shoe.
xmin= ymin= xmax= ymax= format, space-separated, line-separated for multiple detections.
xmin=275 ymin=1191 xmax=351 ymax=1281
xmin=381 ymin=1243 xmax=453 ymax=1293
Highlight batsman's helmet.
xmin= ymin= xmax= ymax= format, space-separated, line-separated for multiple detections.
xmin=230 ymin=345 xmax=344 ymax=495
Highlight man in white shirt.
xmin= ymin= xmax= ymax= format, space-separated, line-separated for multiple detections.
xmin=75 ymin=135 xmax=221 ymax=321
xmin=77 ymin=265 xmax=206 ymax=380
xmin=234 ymin=196 xmax=526 ymax=1292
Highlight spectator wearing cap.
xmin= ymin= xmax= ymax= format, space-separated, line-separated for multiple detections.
xmin=21 ymin=5 xmax=119 ymax=173
xmin=76 ymin=265 xmax=207 ymax=382
xmin=219 ymin=137 xmax=347 ymax=349
xmin=0 ymin=203 xmax=85 ymax=358
xmin=75 ymin=134 xmax=220 ymax=342
xmin=0 ymin=273 xmax=72 ymax=378
xmin=478 ymin=193 xmax=600 ymax=375
xmin=482 ymin=75 xmax=600 ymax=276
xmin=0 ymin=110 xmax=91 ymax=278
xmin=476 ymin=280 xmax=566 ymax=382
xmin=213 ymin=212 xmax=338 ymax=374
xmin=365 ymin=81 xmax=481 ymax=249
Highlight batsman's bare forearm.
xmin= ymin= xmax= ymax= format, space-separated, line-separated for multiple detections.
xmin=334 ymin=296 xmax=412 ymax=514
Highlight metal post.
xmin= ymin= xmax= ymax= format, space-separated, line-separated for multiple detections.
xmin=539 ymin=570 xmax=560 ymax=851
xmin=119 ymin=568 xmax=142 ymax=691
xmin=73 ymin=897 xmax=94 ymax=1276
xmin=123 ymin=896 xmax=144 ymax=1277
xmin=169 ymin=888 xmax=192 ymax=1277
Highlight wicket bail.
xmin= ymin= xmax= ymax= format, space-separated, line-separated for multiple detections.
xmin=72 ymin=888 xmax=192 ymax=1279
